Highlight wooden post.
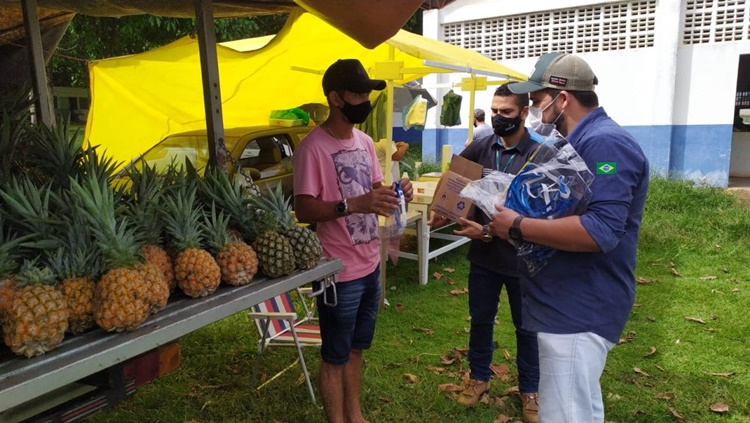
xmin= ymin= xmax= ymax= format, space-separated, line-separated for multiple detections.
xmin=194 ymin=0 xmax=227 ymax=171
xmin=21 ymin=0 xmax=53 ymax=127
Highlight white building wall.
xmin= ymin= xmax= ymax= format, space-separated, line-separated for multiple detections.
xmin=422 ymin=0 xmax=750 ymax=186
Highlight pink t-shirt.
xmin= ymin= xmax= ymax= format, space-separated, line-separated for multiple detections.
xmin=293 ymin=126 xmax=384 ymax=282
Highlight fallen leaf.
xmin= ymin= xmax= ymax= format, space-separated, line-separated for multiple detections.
xmin=494 ymin=414 xmax=512 ymax=423
xmin=711 ymin=289 xmax=724 ymax=294
xmin=722 ymin=268 xmax=729 ymax=273
xmin=449 ymin=289 xmax=466 ymax=295
xmin=644 ymin=346 xmax=657 ymax=357
xmin=656 ymin=365 xmax=665 ymax=372
xmin=633 ymin=367 xmax=650 ymax=377
xmin=447 ymin=277 xmax=455 ymax=285
xmin=452 ymin=347 xmax=469 ymax=356
xmin=715 ymin=244 xmax=722 ymax=248
xmin=671 ymin=267 xmax=682 ymax=277
xmin=440 ymin=355 xmax=455 ymax=365
xmin=619 ymin=330 xmax=636 ymax=344
xmin=709 ymin=402 xmax=729 ymax=413
xmin=654 ymin=392 xmax=674 ymax=400
xmin=700 ymin=275 xmax=717 ymax=280
xmin=378 ymin=396 xmax=392 ymax=403
xmin=668 ymin=407 xmax=685 ymax=420
xmin=669 ymin=261 xmax=676 ymax=268
xmin=705 ymin=372 xmax=735 ymax=378
xmin=503 ymin=348 xmax=512 ymax=361
xmin=490 ymin=363 xmax=510 ymax=378
xmin=503 ymin=386 xmax=520 ymax=396
xmin=433 ymin=272 xmax=443 ymax=280
xmin=647 ymin=316 xmax=656 ymax=322
xmin=732 ymin=288 xmax=740 ymax=293
xmin=424 ymin=365 xmax=445 ymax=374
xmin=395 ymin=303 xmax=404 ymax=311
xmin=633 ymin=302 xmax=641 ymax=307
xmin=493 ymin=396 xmax=507 ymax=407
xmin=443 ymin=267 xmax=456 ymax=273
xmin=415 ymin=327 xmax=435 ymax=335
xmin=685 ymin=316 xmax=706 ymax=324
xmin=402 ymin=373 xmax=418 ymax=384
xmin=636 ymin=276 xmax=658 ymax=284
xmin=606 ymin=392 xmax=622 ymax=400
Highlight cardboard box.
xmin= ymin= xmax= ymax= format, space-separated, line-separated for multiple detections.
xmin=430 ymin=154 xmax=483 ymax=222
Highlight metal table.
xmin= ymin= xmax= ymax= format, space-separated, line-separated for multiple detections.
xmin=0 ymin=258 xmax=342 ymax=418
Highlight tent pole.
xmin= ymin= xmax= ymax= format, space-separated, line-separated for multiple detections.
xmin=384 ymin=45 xmax=396 ymax=186
xmin=21 ymin=0 xmax=53 ymax=127
xmin=466 ymin=73 xmax=476 ymax=144
xmin=194 ymin=0 xmax=227 ymax=171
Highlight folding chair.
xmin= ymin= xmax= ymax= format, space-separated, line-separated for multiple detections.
xmin=247 ymin=288 xmax=321 ymax=403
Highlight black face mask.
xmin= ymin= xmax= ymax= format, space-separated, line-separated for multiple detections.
xmin=492 ymin=113 xmax=522 ymax=137
xmin=340 ymin=100 xmax=372 ymax=124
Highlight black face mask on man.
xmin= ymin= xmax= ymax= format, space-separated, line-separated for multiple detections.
xmin=491 ymin=113 xmax=522 ymax=137
xmin=340 ymin=100 xmax=372 ymax=124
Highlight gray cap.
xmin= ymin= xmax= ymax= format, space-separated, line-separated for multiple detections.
xmin=473 ymin=108 xmax=485 ymax=121
xmin=509 ymin=52 xmax=598 ymax=94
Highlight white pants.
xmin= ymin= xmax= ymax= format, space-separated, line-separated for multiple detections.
xmin=537 ymin=332 xmax=615 ymax=423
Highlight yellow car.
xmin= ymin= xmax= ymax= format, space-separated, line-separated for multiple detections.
xmin=118 ymin=125 xmax=314 ymax=198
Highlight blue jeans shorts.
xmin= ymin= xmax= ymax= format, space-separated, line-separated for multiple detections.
xmin=317 ymin=266 xmax=381 ymax=365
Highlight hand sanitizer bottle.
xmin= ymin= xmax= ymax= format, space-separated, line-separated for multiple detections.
xmin=394 ymin=181 xmax=407 ymax=229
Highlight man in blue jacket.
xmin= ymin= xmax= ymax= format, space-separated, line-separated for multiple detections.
xmin=489 ymin=52 xmax=650 ymax=423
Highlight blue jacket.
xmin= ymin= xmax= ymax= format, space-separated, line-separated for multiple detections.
xmin=521 ymin=107 xmax=650 ymax=344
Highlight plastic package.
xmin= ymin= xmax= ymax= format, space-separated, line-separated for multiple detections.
xmin=382 ymin=180 xmax=407 ymax=264
xmin=460 ymin=136 xmax=594 ymax=275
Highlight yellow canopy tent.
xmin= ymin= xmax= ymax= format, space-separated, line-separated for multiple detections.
xmin=85 ymin=8 xmax=526 ymax=171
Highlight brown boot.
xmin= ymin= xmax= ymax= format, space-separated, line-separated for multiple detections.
xmin=520 ymin=392 xmax=539 ymax=423
xmin=457 ymin=379 xmax=490 ymax=406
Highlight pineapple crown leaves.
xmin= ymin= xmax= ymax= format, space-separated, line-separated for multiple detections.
xmin=0 ymin=178 xmax=66 ymax=240
xmin=249 ymin=184 xmax=296 ymax=231
xmin=16 ymin=258 xmax=59 ymax=288
xmin=0 ymin=216 xmax=34 ymax=277
xmin=28 ymin=122 xmax=86 ymax=190
xmin=198 ymin=165 xmax=256 ymax=238
xmin=124 ymin=163 xmax=168 ymax=245
xmin=203 ymin=203 xmax=232 ymax=255
xmin=161 ymin=184 xmax=207 ymax=251
xmin=79 ymin=145 xmax=124 ymax=190
xmin=47 ymin=245 xmax=101 ymax=281
xmin=68 ymin=173 xmax=143 ymax=269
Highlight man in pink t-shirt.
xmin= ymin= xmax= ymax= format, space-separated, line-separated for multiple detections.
xmin=293 ymin=58 xmax=413 ymax=423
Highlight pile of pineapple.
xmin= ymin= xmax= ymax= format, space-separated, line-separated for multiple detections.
xmin=0 ymin=116 xmax=322 ymax=358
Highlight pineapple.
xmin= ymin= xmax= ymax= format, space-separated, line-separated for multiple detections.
xmin=69 ymin=172 xmax=151 ymax=332
xmin=204 ymin=204 xmax=258 ymax=286
xmin=136 ymin=262 xmax=169 ymax=314
xmin=126 ymin=164 xmax=176 ymax=292
xmin=162 ymin=184 xmax=221 ymax=298
xmin=251 ymin=210 xmax=296 ymax=278
xmin=251 ymin=184 xmax=323 ymax=270
xmin=0 ymin=217 xmax=24 ymax=322
xmin=49 ymin=245 xmax=98 ymax=335
xmin=3 ymin=260 xmax=69 ymax=358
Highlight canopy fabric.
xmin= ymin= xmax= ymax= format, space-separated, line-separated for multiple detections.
xmin=85 ymin=8 xmax=524 ymax=170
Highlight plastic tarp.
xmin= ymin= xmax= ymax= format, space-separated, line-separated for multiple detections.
xmin=85 ymin=8 xmax=525 ymax=170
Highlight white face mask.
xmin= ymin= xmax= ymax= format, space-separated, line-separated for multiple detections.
xmin=528 ymin=94 xmax=563 ymax=137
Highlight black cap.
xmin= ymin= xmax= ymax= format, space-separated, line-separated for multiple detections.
xmin=322 ymin=59 xmax=386 ymax=95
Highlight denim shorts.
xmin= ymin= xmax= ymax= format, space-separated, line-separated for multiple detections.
xmin=317 ymin=266 xmax=381 ymax=365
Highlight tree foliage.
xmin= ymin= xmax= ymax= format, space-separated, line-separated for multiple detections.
xmin=50 ymin=14 xmax=287 ymax=87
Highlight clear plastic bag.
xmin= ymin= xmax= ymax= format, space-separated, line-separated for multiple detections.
xmin=459 ymin=171 xmax=515 ymax=218
xmin=506 ymin=136 xmax=594 ymax=275
xmin=381 ymin=181 xmax=407 ymax=264
xmin=459 ymin=136 xmax=594 ymax=276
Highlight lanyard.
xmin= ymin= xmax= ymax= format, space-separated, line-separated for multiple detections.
xmin=494 ymin=142 xmax=517 ymax=173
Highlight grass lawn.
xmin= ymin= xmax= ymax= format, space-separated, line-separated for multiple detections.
xmin=87 ymin=176 xmax=750 ymax=423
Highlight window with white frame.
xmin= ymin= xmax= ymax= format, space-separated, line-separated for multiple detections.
xmin=683 ymin=0 xmax=749 ymax=44
xmin=442 ymin=1 xmax=657 ymax=60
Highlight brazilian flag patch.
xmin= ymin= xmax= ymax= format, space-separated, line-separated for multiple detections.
xmin=596 ymin=162 xmax=617 ymax=175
